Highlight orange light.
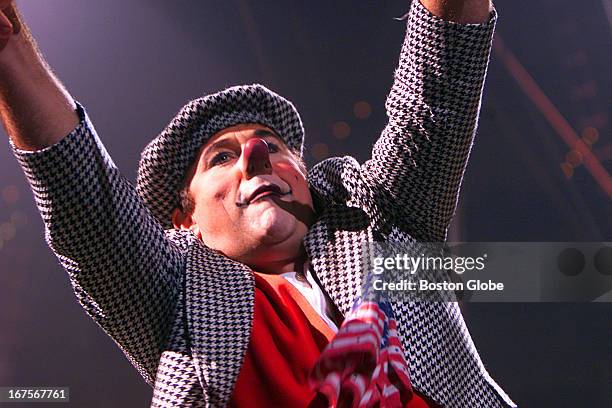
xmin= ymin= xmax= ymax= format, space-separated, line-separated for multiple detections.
xmin=560 ymin=162 xmax=573 ymax=178
xmin=353 ymin=101 xmax=372 ymax=120
xmin=311 ymin=142 xmax=330 ymax=160
xmin=566 ymin=150 xmax=583 ymax=167
xmin=332 ymin=121 xmax=351 ymax=140
xmin=10 ymin=211 xmax=28 ymax=227
xmin=0 ymin=222 xmax=16 ymax=241
xmin=581 ymin=127 xmax=599 ymax=145
xmin=1 ymin=185 xmax=20 ymax=204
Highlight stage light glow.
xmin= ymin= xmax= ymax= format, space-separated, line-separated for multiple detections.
xmin=10 ymin=211 xmax=28 ymax=227
xmin=560 ymin=162 xmax=573 ymax=178
xmin=0 ymin=222 xmax=15 ymax=241
xmin=1 ymin=185 xmax=20 ymax=204
xmin=581 ymin=127 xmax=599 ymax=145
xmin=311 ymin=142 xmax=330 ymax=160
xmin=566 ymin=150 xmax=583 ymax=167
xmin=332 ymin=121 xmax=351 ymax=140
xmin=571 ymin=81 xmax=598 ymax=99
xmin=353 ymin=101 xmax=372 ymax=119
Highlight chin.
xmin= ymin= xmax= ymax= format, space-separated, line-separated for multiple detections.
xmin=252 ymin=206 xmax=300 ymax=244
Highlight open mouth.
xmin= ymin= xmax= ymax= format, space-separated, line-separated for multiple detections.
xmin=236 ymin=184 xmax=291 ymax=207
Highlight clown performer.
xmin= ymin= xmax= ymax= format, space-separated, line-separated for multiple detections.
xmin=0 ymin=0 xmax=516 ymax=407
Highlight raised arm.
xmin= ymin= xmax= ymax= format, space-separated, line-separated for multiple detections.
xmin=366 ymin=0 xmax=495 ymax=242
xmin=422 ymin=0 xmax=492 ymax=24
xmin=0 ymin=1 xmax=78 ymax=150
xmin=0 ymin=2 xmax=185 ymax=384
xmin=309 ymin=0 xmax=496 ymax=242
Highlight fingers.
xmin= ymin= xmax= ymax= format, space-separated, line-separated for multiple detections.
xmin=0 ymin=2 xmax=19 ymax=52
xmin=3 ymin=4 xmax=20 ymax=34
xmin=0 ymin=0 xmax=20 ymax=34
xmin=0 ymin=9 xmax=12 ymax=51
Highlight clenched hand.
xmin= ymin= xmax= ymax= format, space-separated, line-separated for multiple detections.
xmin=0 ymin=0 xmax=20 ymax=51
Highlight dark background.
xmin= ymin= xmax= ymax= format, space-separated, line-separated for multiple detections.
xmin=0 ymin=0 xmax=610 ymax=406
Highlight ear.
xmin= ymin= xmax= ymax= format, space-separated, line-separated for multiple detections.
xmin=171 ymin=207 xmax=202 ymax=239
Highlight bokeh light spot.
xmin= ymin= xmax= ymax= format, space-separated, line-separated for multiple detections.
xmin=581 ymin=127 xmax=599 ymax=145
xmin=594 ymin=246 xmax=612 ymax=276
xmin=560 ymin=162 xmax=573 ymax=178
xmin=353 ymin=101 xmax=372 ymax=120
xmin=332 ymin=121 xmax=351 ymax=140
xmin=11 ymin=211 xmax=28 ymax=227
xmin=557 ymin=248 xmax=585 ymax=276
xmin=311 ymin=142 xmax=330 ymax=161
xmin=2 ymin=185 xmax=20 ymax=204
xmin=566 ymin=150 xmax=583 ymax=167
xmin=0 ymin=223 xmax=16 ymax=241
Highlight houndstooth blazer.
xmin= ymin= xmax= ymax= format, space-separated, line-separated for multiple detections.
xmin=13 ymin=1 xmax=516 ymax=407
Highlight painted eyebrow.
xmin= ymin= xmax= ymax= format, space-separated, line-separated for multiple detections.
xmin=201 ymin=129 xmax=281 ymax=164
xmin=202 ymin=139 xmax=234 ymax=156
xmin=206 ymin=130 xmax=277 ymax=154
xmin=254 ymin=129 xmax=279 ymax=139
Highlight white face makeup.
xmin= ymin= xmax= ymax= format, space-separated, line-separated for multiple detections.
xmin=173 ymin=124 xmax=313 ymax=270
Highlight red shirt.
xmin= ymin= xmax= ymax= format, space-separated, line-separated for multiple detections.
xmin=229 ymin=272 xmax=440 ymax=407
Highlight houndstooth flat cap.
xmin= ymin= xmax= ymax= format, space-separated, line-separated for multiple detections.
xmin=136 ymin=84 xmax=305 ymax=229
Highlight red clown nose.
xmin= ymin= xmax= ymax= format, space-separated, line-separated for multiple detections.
xmin=243 ymin=138 xmax=273 ymax=177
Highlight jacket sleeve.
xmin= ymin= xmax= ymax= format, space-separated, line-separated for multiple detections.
xmin=11 ymin=103 xmax=184 ymax=385
xmin=308 ymin=0 xmax=496 ymax=242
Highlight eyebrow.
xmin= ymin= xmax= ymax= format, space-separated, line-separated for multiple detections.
xmin=200 ymin=128 xmax=282 ymax=165
xmin=202 ymin=139 xmax=235 ymax=158
xmin=254 ymin=129 xmax=276 ymax=138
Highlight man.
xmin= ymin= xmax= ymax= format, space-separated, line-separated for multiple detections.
xmin=1 ymin=0 xmax=516 ymax=407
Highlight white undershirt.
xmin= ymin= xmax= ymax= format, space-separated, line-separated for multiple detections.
xmin=280 ymin=269 xmax=339 ymax=334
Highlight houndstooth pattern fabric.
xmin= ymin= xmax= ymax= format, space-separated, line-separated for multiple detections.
xmin=12 ymin=1 xmax=515 ymax=407
xmin=12 ymin=109 xmax=185 ymax=386
xmin=136 ymin=84 xmax=305 ymax=230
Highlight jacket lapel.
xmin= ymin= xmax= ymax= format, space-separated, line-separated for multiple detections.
xmin=185 ymin=241 xmax=254 ymax=407
xmin=303 ymin=205 xmax=373 ymax=316
xmin=304 ymin=214 xmax=507 ymax=407
xmin=182 ymin=211 xmax=508 ymax=408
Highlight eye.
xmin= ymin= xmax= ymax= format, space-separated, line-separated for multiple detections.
xmin=266 ymin=141 xmax=280 ymax=153
xmin=210 ymin=151 xmax=234 ymax=166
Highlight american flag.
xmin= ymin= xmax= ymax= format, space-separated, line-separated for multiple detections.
xmin=310 ymin=298 xmax=413 ymax=408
